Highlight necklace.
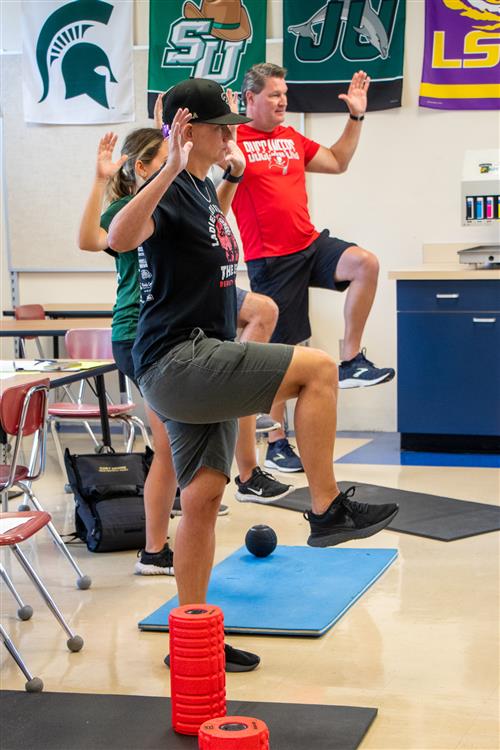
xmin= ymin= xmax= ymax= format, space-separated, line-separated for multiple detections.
xmin=185 ymin=170 xmax=211 ymax=203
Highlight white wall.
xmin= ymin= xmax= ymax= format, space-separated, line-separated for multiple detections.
xmin=2 ymin=0 xmax=499 ymax=430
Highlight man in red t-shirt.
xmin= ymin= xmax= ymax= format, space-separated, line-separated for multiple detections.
xmin=232 ymin=63 xmax=394 ymax=473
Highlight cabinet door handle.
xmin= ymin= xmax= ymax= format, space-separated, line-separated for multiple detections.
xmin=436 ymin=293 xmax=459 ymax=299
xmin=473 ymin=318 xmax=496 ymax=324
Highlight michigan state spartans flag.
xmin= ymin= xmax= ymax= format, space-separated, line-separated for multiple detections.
xmin=22 ymin=0 xmax=134 ymax=124
xmin=147 ymin=0 xmax=266 ymax=117
xmin=283 ymin=0 xmax=405 ymax=112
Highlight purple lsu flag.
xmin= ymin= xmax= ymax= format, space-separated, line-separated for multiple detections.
xmin=419 ymin=0 xmax=500 ymax=110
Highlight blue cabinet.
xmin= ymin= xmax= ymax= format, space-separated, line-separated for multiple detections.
xmin=397 ymin=280 xmax=500 ymax=452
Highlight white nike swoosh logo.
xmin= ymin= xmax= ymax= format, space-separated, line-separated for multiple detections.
xmin=248 ymin=488 xmax=264 ymax=495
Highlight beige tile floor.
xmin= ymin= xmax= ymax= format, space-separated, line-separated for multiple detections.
xmin=1 ymin=433 xmax=499 ymax=750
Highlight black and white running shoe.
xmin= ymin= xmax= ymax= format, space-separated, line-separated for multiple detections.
xmin=235 ymin=467 xmax=293 ymax=503
xmin=134 ymin=542 xmax=174 ymax=576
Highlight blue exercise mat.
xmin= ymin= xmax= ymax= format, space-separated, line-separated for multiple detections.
xmin=138 ymin=545 xmax=398 ymax=637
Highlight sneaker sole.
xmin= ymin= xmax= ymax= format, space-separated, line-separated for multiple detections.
xmin=134 ymin=562 xmax=174 ymax=576
xmin=339 ymin=372 xmax=395 ymax=389
xmin=225 ymin=660 xmax=260 ymax=673
xmin=306 ymin=508 xmax=399 ymax=547
xmin=263 ymin=459 xmax=304 ymax=473
xmin=235 ymin=485 xmax=293 ymax=504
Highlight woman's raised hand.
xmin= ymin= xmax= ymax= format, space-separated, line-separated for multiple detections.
xmin=96 ymin=132 xmax=127 ymax=182
xmin=165 ymin=108 xmax=193 ymax=176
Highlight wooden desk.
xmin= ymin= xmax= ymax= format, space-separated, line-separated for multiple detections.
xmin=0 ymin=360 xmax=117 ymax=448
xmin=3 ymin=303 xmax=113 ymax=319
xmin=0 ymin=318 xmax=112 ymax=358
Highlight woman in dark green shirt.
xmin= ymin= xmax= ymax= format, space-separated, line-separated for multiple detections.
xmin=79 ymin=128 xmax=176 ymax=576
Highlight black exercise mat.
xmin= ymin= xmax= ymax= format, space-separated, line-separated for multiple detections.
xmin=268 ymin=483 xmax=500 ymax=541
xmin=0 ymin=690 xmax=377 ymax=750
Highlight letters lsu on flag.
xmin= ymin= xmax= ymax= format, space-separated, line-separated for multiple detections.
xmin=419 ymin=0 xmax=500 ymax=110
xmin=22 ymin=0 xmax=134 ymax=124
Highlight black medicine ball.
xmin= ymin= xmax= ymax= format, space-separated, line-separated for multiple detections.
xmin=245 ymin=524 xmax=278 ymax=557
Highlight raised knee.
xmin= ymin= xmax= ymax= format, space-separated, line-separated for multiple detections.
xmin=255 ymin=295 xmax=279 ymax=332
xmin=358 ymin=249 xmax=379 ymax=278
xmin=265 ymin=296 xmax=279 ymax=328
xmin=314 ymin=351 xmax=338 ymax=386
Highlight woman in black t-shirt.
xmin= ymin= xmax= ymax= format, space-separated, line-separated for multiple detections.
xmin=107 ymin=79 xmax=398 ymax=672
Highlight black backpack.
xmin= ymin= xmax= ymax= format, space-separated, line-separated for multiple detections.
xmin=64 ymin=447 xmax=153 ymax=552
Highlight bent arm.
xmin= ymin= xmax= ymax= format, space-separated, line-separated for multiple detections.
xmin=215 ymin=139 xmax=246 ymax=215
xmin=216 ymin=178 xmax=239 ymax=216
xmin=79 ymin=132 xmax=127 ymax=252
xmin=306 ymin=119 xmax=363 ymax=174
xmin=107 ymin=163 xmax=178 ymax=251
xmin=78 ymin=177 xmax=110 ymax=252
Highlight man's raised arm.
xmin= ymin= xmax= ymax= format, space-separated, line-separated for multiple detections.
xmin=306 ymin=70 xmax=370 ymax=175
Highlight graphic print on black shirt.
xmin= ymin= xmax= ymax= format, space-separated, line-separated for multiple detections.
xmin=138 ymin=245 xmax=153 ymax=303
xmin=133 ymin=170 xmax=239 ymax=378
xmin=209 ymin=205 xmax=238 ymax=287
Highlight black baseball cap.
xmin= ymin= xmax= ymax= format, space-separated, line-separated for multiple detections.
xmin=162 ymin=78 xmax=251 ymax=127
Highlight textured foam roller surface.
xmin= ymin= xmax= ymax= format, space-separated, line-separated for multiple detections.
xmin=198 ymin=716 xmax=269 ymax=749
xmin=169 ymin=604 xmax=226 ymax=735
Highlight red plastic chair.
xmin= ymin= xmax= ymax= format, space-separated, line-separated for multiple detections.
xmin=48 ymin=328 xmax=150 ymax=469
xmin=0 ymin=511 xmax=84 ymax=692
xmin=0 ymin=378 xmax=91 ymax=589
xmin=14 ymin=304 xmax=46 ymax=358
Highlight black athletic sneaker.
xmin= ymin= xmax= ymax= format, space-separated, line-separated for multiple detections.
xmin=134 ymin=542 xmax=174 ymax=576
xmin=304 ymin=487 xmax=399 ymax=547
xmin=339 ymin=349 xmax=395 ymax=389
xmin=170 ymin=493 xmax=229 ymax=517
xmin=235 ymin=467 xmax=293 ymax=504
xmin=164 ymin=643 xmax=260 ymax=673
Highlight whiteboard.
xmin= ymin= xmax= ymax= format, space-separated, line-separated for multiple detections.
xmin=2 ymin=47 xmax=150 ymax=271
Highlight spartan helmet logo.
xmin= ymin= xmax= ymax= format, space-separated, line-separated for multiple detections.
xmin=36 ymin=0 xmax=117 ymax=108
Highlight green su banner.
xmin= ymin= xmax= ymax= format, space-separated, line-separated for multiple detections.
xmin=148 ymin=0 xmax=266 ymax=117
xmin=283 ymin=0 xmax=406 ymax=112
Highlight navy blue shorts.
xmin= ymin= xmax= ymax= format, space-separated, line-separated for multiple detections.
xmin=112 ymin=339 xmax=137 ymax=385
xmin=246 ymin=230 xmax=354 ymax=345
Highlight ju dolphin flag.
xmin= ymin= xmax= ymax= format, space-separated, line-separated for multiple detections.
xmin=283 ymin=0 xmax=406 ymax=113
xmin=419 ymin=0 xmax=500 ymax=110
xmin=22 ymin=0 xmax=134 ymax=124
xmin=147 ymin=0 xmax=266 ymax=117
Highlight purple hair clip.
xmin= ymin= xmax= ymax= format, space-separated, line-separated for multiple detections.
xmin=162 ymin=123 xmax=170 ymax=138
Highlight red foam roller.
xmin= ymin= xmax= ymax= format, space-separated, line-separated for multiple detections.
xmin=170 ymin=604 xmax=226 ymax=735
xmin=198 ymin=716 xmax=270 ymax=749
